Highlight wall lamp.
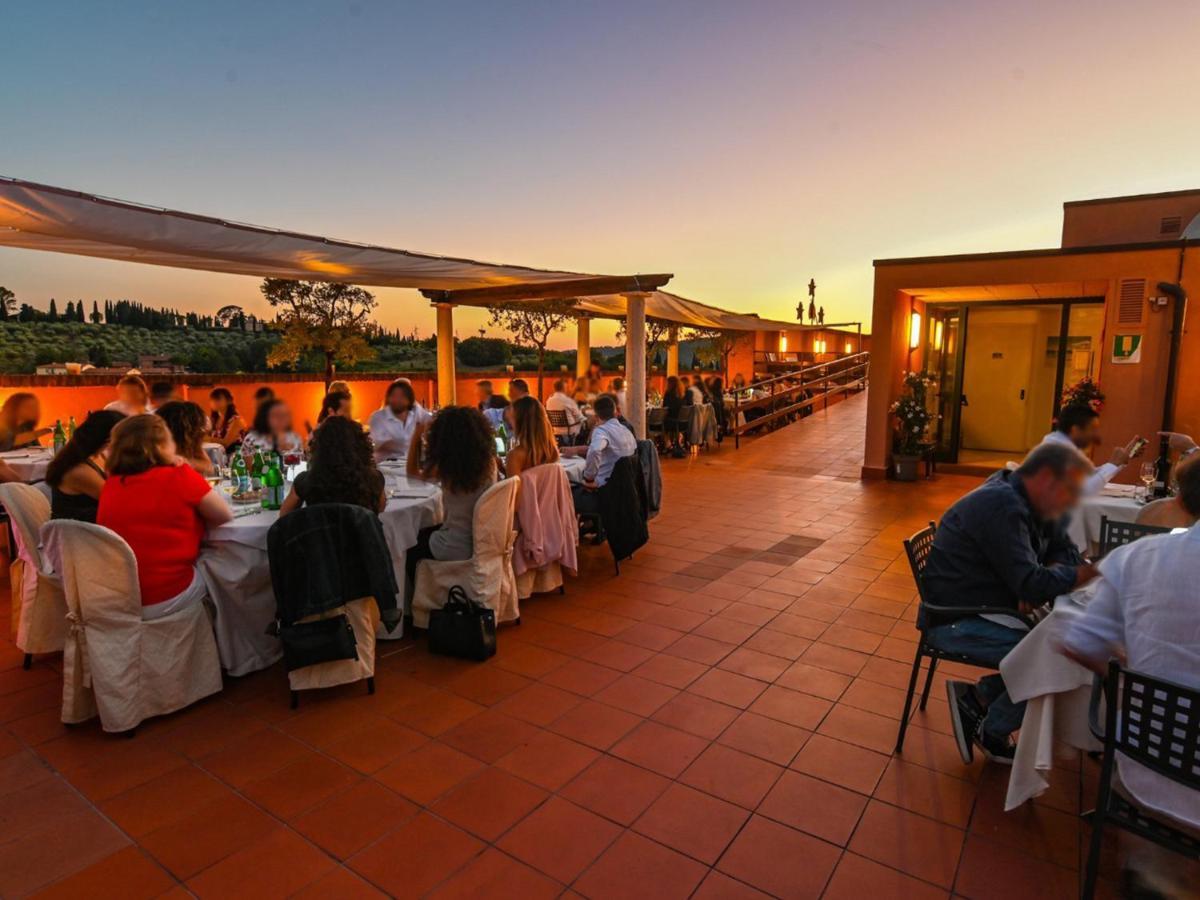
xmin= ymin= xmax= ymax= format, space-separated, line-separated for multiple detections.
xmin=908 ymin=311 xmax=922 ymax=350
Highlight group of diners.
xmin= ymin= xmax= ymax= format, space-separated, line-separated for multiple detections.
xmin=917 ymin=412 xmax=1200 ymax=892
xmin=6 ymin=370 xmax=647 ymax=623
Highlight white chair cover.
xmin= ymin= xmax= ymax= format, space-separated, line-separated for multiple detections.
xmin=412 ymin=478 xmax=520 ymax=627
xmin=287 ymin=598 xmax=379 ymax=692
xmin=42 ymin=520 xmax=223 ymax=732
xmin=0 ymin=483 xmax=66 ymax=655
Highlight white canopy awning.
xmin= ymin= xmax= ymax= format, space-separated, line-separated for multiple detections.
xmin=0 ymin=176 xmax=597 ymax=290
xmin=570 ymin=290 xmax=797 ymax=332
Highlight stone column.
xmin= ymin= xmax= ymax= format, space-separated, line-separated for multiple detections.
xmin=434 ymin=302 xmax=456 ymax=407
xmin=624 ymin=293 xmax=648 ymax=439
xmin=666 ymin=326 xmax=680 ymax=377
xmin=576 ymin=315 xmax=591 ymax=379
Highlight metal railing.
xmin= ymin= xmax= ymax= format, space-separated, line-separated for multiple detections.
xmin=731 ymin=352 xmax=869 ymax=448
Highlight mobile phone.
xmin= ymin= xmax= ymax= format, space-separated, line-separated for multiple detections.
xmin=1130 ymin=437 xmax=1147 ymax=457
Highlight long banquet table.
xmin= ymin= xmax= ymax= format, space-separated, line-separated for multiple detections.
xmin=200 ymin=473 xmax=443 ymax=675
xmin=0 ymin=448 xmax=53 ymax=483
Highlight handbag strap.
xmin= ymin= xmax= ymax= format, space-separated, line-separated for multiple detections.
xmin=445 ymin=584 xmax=476 ymax=613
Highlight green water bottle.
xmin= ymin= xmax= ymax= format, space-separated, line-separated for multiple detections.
xmin=262 ymin=457 xmax=284 ymax=510
xmin=52 ymin=419 xmax=66 ymax=453
xmin=67 ymin=416 xmax=77 ymax=440
xmin=496 ymin=422 xmax=509 ymax=458
xmin=250 ymin=450 xmax=266 ymax=490
xmin=231 ymin=451 xmax=250 ymax=493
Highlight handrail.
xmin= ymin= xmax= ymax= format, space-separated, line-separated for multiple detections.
xmin=731 ymin=352 xmax=869 ymax=448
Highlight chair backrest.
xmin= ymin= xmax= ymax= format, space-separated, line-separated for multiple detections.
xmin=1103 ymin=661 xmax=1200 ymax=792
xmin=546 ymin=408 xmax=569 ymax=428
xmin=472 ymin=477 xmax=520 ymax=558
xmin=903 ymin=521 xmax=937 ymax=602
xmin=646 ymin=407 xmax=667 ymax=427
xmin=41 ymin=520 xmax=142 ymax=624
xmin=0 ymin=482 xmax=51 ymax=569
xmin=1098 ymin=515 xmax=1170 ymax=558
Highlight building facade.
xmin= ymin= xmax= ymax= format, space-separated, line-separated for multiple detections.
xmin=863 ymin=189 xmax=1200 ymax=479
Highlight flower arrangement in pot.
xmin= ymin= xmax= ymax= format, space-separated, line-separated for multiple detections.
xmin=890 ymin=370 xmax=936 ymax=481
xmin=1059 ymin=376 xmax=1104 ymax=413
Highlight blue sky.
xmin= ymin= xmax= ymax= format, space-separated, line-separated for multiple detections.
xmin=4 ymin=0 xmax=1200 ymax=345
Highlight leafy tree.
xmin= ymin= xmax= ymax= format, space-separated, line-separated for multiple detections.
xmin=487 ymin=300 xmax=576 ymax=399
xmin=685 ymin=328 xmax=741 ymax=381
xmin=260 ymin=278 xmax=377 ymax=390
xmin=87 ymin=344 xmax=112 ymax=367
xmin=616 ymin=316 xmax=672 ymax=372
xmin=0 ymin=286 xmax=14 ymax=320
xmin=456 ymin=336 xmax=511 ymax=368
xmin=47 ymin=298 xmax=58 ymax=321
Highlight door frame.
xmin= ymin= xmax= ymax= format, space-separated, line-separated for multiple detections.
xmin=926 ymin=296 xmax=1105 ymax=463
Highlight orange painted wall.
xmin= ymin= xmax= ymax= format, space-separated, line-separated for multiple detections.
xmin=864 ymin=245 xmax=1195 ymax=478
xmin=0 ymin=369 xmax=671 ymax=431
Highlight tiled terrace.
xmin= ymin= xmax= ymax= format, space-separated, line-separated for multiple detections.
xmin=1 ymin=394 xmax=1114 ymax=898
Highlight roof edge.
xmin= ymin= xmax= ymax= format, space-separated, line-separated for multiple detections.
xmin=874 ymin=238 xmax=1192 ymax=268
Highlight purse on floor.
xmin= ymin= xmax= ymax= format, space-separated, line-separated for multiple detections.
xmin=428 ymin=585 xmax=497 ymax=661
xmin=279 ymin=614 xmax=359 ymax=671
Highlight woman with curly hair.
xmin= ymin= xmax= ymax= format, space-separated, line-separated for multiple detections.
xmin=156 ymin=400 xmax=213 ymax=475
xmin=404 ymin=405 xmax=498 ymax=595
xmin=280 ymin=415 xmax=384 ymax=515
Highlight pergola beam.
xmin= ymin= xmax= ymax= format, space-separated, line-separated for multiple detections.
xmin=421 ymin=274 xmax=673 ymax=306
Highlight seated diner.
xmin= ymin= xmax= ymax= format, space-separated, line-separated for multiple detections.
xmin=504 ymin=396 xmax=559 ymax=478
xmin=0 ymin=392 xmax=50 ymax=450
xmin=562 ymin=393 xmax=637 ymax=515
xmin=281 ymin=416 xmax=385 ymax=514
xmin=243 ymin=398 xmax=306 ymax=459
xmin=405 ymin=406 xmax=497 ymax=602
xmin=208 ymin=388 xmax=246 ymax=451
xmin=45 ymin=410 xmax=125 ymax=522
xmin=156 ymin=400 xmax=214 ymax=475
xmin=96 ymin=414 xmax=232 ymax=618
xmin=367 ymin=378 xmax=430 ymax=462
xmin=104 ymin=374 xmax=151 ymax=417
xmin=922 ymin=442 xmax=1097 ymax=763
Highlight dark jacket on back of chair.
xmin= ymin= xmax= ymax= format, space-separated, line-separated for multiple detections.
xmin=636 ymin=439 xmax=662 ymax=520
xmin=267 ymin=503 xmax=400 ymax=631
xmin=599 ymin=454 xmax=649 ymax=562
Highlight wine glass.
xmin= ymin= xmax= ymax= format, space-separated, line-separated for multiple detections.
xmin=1138 ymin=461 xmax=1156 ymax=502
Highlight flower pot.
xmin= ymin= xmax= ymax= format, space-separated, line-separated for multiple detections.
xmin=893 ymin=453 xmax=922 ymax=482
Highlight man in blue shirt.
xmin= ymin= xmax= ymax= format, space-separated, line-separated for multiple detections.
xmin=923 ymin=442 xmax=1098 ymax=764
xmin=563 ymin=394 xmax=637 ymax=515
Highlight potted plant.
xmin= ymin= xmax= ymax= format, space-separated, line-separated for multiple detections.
xmin=1059 ymin=376 xmax=1104 ymax=412
xmin=890 ymin=370 xmax=936 ymax=482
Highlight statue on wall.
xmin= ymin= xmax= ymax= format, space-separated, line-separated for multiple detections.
xmin=818 ymin=306 xmax=825 ymax=325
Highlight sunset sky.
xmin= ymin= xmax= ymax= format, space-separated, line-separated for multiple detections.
xmin=4 ymin=0 xmax=1200 ymax=348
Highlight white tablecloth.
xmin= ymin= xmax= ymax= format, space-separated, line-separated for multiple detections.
xmin=1066 ymin=486 xmax=1141 ymax=552
xmin=559 ymin=456 xmax=586 ymax=484
xmin=0 ymin=448 xmax=53 ymax=483
xmin=999 ymin=589 xmax=1101 ymax=810
xmin=200 ymin=479 xmax=442 ymax=675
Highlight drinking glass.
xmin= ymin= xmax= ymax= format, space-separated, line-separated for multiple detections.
xmin=1138 ymin=461 xmax=1156 ymax=502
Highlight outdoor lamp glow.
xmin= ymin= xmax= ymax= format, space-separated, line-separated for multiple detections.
xmin=909 ymin=311 xmax=922 ymax=349
xmin=779 ymin=332 xmax=788 ymax=352
xmin=933 ymin=319 xmax=944 ymax=350
xmin=844 ymin=341 xmax=853 ymax=354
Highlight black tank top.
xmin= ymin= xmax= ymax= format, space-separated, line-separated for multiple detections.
xmin=50 ymin=460 xmax=105 ymax=523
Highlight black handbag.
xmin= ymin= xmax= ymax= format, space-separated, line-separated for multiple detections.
xmin=279 ymin=614 xmax=359 ymax=672
xmin=427 ymin=586 xmax=497 ymax=661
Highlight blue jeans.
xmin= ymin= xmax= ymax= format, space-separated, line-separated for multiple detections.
xmin=925 ymin=616 xmax=1027 ymax=740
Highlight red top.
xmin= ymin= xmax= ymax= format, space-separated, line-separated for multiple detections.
xmin=97 ymin=464 xmax=212 ymax=606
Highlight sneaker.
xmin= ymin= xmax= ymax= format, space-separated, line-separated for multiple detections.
xmin=946 ymin=680 xmax=984 ymax=764
xmin=977 ymin=730 xmax=1016 ymax=766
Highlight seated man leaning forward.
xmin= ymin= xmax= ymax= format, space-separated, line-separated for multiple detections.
xmin=923 ymin=442 xmax=1098 ymax=764
xmin=562 ymin=394 xmax=637 ymax=516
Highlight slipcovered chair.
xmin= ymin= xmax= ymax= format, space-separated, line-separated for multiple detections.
xmin=513 ymin=464 xmax=577 ymax=600
xmin=42 ymin=520 xmax=223 ymax=734
xmin=413 ymin=477 xmax=520 ymax=627
xmin=0 ymin=483 xmax=66 ymax=669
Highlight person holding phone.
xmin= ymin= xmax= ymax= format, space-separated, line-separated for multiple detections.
xmin=1039 ymin=404 xmax=1142 ymax=496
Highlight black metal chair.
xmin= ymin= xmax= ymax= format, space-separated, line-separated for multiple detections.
xmin=895 ymin=521 xmax=1032 ymax=753
xmin=1097 ymin=515 xmax=1170 ymax=559
xmin=546 ymin=408 xmax=571 ymax=446
xmin=646 ymin=407 xmax=667 ymax=448
xmin=1082 ymin=661 xmax=1200 ymax=899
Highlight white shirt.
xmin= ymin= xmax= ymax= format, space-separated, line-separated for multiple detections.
xmin=1062 ymin=523 xmax=1200 ymax=829
xmin=583 ymin=417 xmax=638 ymax=486
xmin=545 ymin=392 xmax=584 ymax=435
xmin=1040 ymin=430 xmax=1118 ymax=495
xmin=368 ymin=403 xmax=432 ymax=462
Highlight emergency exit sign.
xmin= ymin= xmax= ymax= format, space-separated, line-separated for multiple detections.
xmin=1111 ymin=334 xmax=1142 ymax=364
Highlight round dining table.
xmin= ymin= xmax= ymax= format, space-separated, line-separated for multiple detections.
xmin=1065 ymin=483 xmax=1142 ymax=552
xmin=199 ymin=472 xmax=443 ymax=676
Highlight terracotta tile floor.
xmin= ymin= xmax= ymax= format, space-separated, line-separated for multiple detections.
xmin=0 ymin=394 xmax=1121 ymax=898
